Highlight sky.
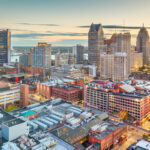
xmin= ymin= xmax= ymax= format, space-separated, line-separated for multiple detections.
xmin=0 ymin=0 xmax=150 ymax=47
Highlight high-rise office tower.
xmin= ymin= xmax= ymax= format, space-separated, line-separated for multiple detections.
xmin=73 ymin=44 xmax=84 ymax=64
xmin=0 ymin=29 xmax=11 ymax=66
xmin=88 ymin=23 xmax=104 ymax=72
xmin=32 ymin=42 xmax=51 ymax=69
xmin=100 ymin=53 xmax=114 ymax=79
xmin=113 ymin=52 xmax=128 ymax=82
xmin=136 ymin=26 xmax=150 ymax=65
xmin=100 ymin=52 xmax=128 ymax=82
xmin=116 ymin=33 xmax=131 ymax=74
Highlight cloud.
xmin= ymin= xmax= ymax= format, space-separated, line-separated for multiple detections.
xmin=17 ymin=23 xmax=60 ymax=26
xmin=12 ymin=32 xmax=88 ymax=38
xmin=77 ymin=25 xmax=150 ymax=29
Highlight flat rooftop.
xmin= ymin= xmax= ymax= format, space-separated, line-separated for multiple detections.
xmin=54 ymin=84 xmax=82 ymax=90
xmin=51 ymin=114 xmax=107 ymax=145
xmin=0 ymin=109 xmax=16 ymax=125
xmin=4 ymin=118 xmax=25 ymax=127
xmin=91 ymin=120 xmax=126 ymax=140
xmin=87 ymin=80 xmax=150 ymax=99
xmin=2 ymin=73 xmax=24 ymax=79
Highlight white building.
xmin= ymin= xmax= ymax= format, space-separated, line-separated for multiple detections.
xmin=2 ymin=118 xmax=29 ymax=141
xmin=0 ymin=84 xmax=20 ymax=109
xmin=89 ymin=65 xmax=97 ymax=77
xmin=100 ymin=53 xmax=114 ymax=79
xmin=100 ymin=52 xmax=128 ymax=82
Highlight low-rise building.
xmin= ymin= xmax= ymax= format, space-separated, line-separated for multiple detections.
xmin=84 ymin=79 xmax=150 ymax=124
xmin=52 ymin=84 xmax=83 ymax=103
xmin=88 ymin=120 xmax=127 ymax=150
xmin=0 ymin=83 xmax=20 ymax=109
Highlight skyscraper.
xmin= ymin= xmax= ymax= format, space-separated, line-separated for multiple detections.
xmin=136 ymin=26 xmax=150 ymax=65
xmin=113 ymin=52 xmax=128 ymax=82
xmin=0 ymin=29 xmax=11 ymax=66
xmin=116 ymin=32 xmax=131 ymax=74
xmin=100 ymin=52 xmax=128 ymax=82
xmin=32 ymin=42 xmax=51 ymax=69
xmin=73 ymin=44 xmax=84 ymax=64
xmin=100 ymin=53 xmax=114 ymax=79
xmin=88 ymin=23 xmax=104 ymax=72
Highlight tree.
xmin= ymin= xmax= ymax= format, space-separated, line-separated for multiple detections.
xmin=142 ymin=134 xmax=149 ymax=140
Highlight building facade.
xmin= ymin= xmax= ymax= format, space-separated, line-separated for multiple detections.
xmin=131 ymin=51 xmax=143 ymax=71
xmin=88 ymin=23 xmax=104 ymax=72
xmin=84 ymin=80 xmax=150 ymax=124
xmin=32 ymin=42 xmax=51 ymax=69
xmin=20 ymin=84 xmax=29 ymax=108
xmin=52 ymin=84 xmax=83 ymax=103
xmin=116 ymin=33 xmax=131 ymax=75
xmin=0 ymin=29 xmax=11 ymax=66
xmin=136 ymin=26 xmax=150 ymax=65
xmin=0 ymin=84 xmax=20 ymax=109
xmin=73 ymin=44 xmax=84 ymax=64
xmin=100 ymin=52 xmax=128 ymax=82
xmin=100 ymin=53 xmax=114 ymax=79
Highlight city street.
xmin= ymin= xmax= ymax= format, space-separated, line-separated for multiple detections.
xmin=113 ymin=125 xmax=147 ymax=150
xmin=141 ymin=119 xmax=150 ymax=131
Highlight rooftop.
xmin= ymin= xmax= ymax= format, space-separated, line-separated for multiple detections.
xmin=54 ymin=84 xmax=83 ymax=90
xmin=87 ymin=79 xmax=150 ymax=99
xmin=90 ymin=120 xmax=126 ymax=140
xmin=0 ymin=109 xmax=16 ymax=125
xmin=4 ymin=118 xmax=25 ymax=127
xmin=2 ymin=73 xmax=24 ymax=79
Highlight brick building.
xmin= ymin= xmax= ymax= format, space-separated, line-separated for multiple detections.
xmin=84 ymin=80 xmax=150 ymax=124
xmin=20 ymin=84 xmax=29 ymax=107
xmin=52 ymin=84 xmax=83 ymax=103
xmin=88 ymin=120 xmax=127 ymax=150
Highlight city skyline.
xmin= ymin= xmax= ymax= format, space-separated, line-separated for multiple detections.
xmin=1 ymin=0 xmax=150 ymax=46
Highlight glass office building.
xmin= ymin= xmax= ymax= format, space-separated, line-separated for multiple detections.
xmin=0 ymin=29 xmax=11 ymax=66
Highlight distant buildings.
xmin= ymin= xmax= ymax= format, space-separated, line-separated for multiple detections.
xmin=73 ymin=44 xmax=84 ymax=64
xmin=32 ymin=42 xmax=51 ymax=69
xmin=0 ymin=29 xmax=11 ymax=66
xmin=88 ymin=23 xmax=104 ymax=72
xmin=68 ymin=54 xmax=74 ymax=65
xmin=136 ymin=26 xmax=150 ymax=65
xmin=51 ymin=66 xmax=83 ymax=78
xmin=19 ymin=42 xmax=51 ymax=76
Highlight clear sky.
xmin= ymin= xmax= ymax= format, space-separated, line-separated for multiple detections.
xmin=0 ymin=0 xmax=150 ymax=47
